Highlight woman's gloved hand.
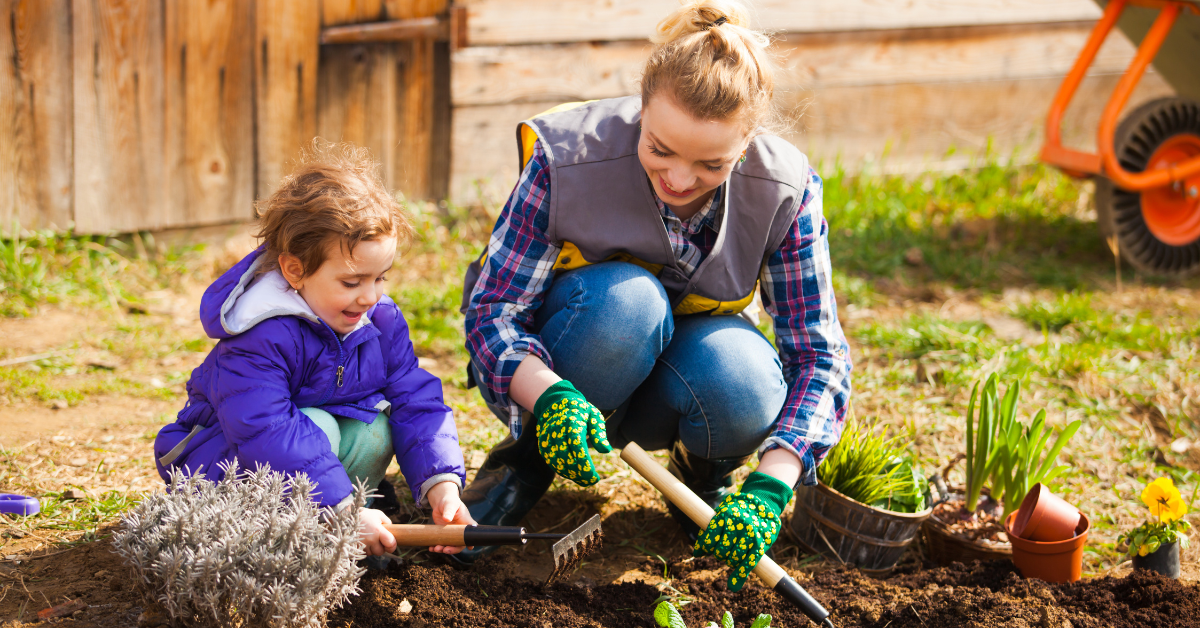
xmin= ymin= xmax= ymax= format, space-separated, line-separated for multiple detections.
xmin=693 ymin=471 xmax=793 ymax=591
xmin=534 ymin=380 xmax=611 ymax=487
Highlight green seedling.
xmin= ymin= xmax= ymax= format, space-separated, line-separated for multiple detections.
xmin=653 ymin=601 xmax=771 ymax=628
xmin=819 ymin=417 xmax=927 ymax=512
xmin=964 ymin=374 xmax=1082 ymax=516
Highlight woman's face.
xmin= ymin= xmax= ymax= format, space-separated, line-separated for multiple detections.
xmin=638 ymin=96 xmax=750 ymax=217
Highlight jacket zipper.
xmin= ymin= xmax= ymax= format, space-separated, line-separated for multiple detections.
xmin=317 ymin=321 xmax=347 ymax=406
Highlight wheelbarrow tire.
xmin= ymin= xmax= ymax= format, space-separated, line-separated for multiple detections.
xmin=1095 ymin=97 xmax=1200 ymax=276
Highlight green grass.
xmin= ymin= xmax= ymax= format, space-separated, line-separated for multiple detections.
xmin=823 ymin=160 xmax=1115 ymax=292
xmin=0 ymin=229 xmax=204 ymax=317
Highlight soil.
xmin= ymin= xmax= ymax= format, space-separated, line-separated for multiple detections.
xmin=327 ymin=554 xmax=1200 ymax=628
xmin=8 ymin=525 xmax=1200 ymax=628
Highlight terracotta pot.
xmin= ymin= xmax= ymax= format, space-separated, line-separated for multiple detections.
xmin=1132 ymin=541 xmax=1181 ymax=578
xmin=1004 ymin=512 xmax=1089 ymax=583
xmin=1012 ymin=483 xmax=1081 ymax=542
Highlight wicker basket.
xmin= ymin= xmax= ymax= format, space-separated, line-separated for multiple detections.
xmin=921 ymin=513 xmax=1012 ymax=565
xmin=790 ymin=481 xmax=932 ymax=576
xmin=921 ymin=458 xmax=1013 ymax=565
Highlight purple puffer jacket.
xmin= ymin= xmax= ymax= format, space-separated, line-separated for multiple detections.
xmin=154 ymin=247 xmax=465 ymax=507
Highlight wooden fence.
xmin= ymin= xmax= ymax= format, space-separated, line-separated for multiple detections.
xmin=1 ymin=0 xmax=451 ymax=234
xmin=448 ymin=0 xmax=1174 ymax=204
xmin=3 ymin=0 xmax=1183 ymax=233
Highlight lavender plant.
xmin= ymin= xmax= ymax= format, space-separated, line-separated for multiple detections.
xmin=113 ymin=461 xmax=367 ymax=628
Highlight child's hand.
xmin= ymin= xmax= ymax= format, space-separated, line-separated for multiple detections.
xmin=358 ymin=508 xmax=397 ymax=556
xmin=426 ymin=481 xmax=476 ymax=555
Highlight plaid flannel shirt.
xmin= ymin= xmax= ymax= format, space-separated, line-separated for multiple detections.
xmin=464 ymin=142 xmax=852 ymax=485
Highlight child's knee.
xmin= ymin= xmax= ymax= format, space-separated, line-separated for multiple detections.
xmin=299 ymin=407 xmax=341 ymax=453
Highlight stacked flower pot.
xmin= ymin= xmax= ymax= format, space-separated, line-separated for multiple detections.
xmin=1004 ymin=483 xmax=1089 ymax=583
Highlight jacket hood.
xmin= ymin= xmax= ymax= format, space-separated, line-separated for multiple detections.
xmin=200 ymin=247 xmax=321 ymax=339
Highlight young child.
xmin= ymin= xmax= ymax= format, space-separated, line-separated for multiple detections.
xmin=155 ymin=143 xmax=472 ymax=556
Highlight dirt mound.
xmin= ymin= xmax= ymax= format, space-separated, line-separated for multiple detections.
xmin=332 ymin=556 xmax=1200 ymax=628
xmin=332 ymin=556 xmax=661 ymax=628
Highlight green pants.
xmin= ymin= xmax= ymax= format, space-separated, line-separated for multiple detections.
xmin=300 ymin=407 xmax=394 ymax=496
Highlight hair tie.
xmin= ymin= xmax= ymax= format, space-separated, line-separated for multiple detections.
xmin=710 ymin=16 xmax=728 ymax=28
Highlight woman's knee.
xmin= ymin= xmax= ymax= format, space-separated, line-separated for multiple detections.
xmin=538 ymin=261 xmax=674 ymax=373
xmin=666 ymin=321 xmax=788 ymax=457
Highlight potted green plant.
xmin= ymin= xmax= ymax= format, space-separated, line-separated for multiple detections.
xmin=923 ymin=374 xmax=1082 ymax=565
xmin=790 ymin=416 xmax=932 ymax=575
xmin=1117 ymin=477 xmax=1192 ymax=578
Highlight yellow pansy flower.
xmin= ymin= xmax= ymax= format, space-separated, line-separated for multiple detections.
xmin=1142 ymin=477 xmax=1188 ymax=523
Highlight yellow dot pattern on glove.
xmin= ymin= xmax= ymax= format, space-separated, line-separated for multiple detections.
xmin=693 ymin=493 xmax=781 ymax=592
xmin=536 ymin=394 xmax=610 ymax=487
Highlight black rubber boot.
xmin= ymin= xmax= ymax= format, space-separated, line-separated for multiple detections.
xmin=446 ymin=416 xmax=556 ymax=566
xmin=666 ymin=440 xmax=751 ymax=543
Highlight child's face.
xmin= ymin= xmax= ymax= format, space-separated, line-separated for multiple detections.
xmin=282 ymin=237 xmax=397 ymax=335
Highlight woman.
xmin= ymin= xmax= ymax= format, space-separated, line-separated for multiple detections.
xmin=458 ymin=0 xmax=851 ymax=589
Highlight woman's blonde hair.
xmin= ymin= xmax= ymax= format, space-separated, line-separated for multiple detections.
xmin=255 ymin=141 xmax=413 ymax=278
xmin=641 ymin=0 xmax=774 ymax=131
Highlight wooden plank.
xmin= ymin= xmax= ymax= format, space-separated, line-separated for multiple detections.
xmin=317 ymin=44 xmax=400 ymax=190
xmin=256 ymin=0 xmax=320 ymax=199
xmin=0 ymin=0 xmax=73 ymax=232
xmin=321 ymin=17 xmax=445 ymax=45
xmin=452 ymin=22 xmax=1144 ymax=107
xmin=164 ymin=0 xmax=255 ymax=228
xmin=72 ymin=0 xmax=167 ymax=234
xmin=396 ymin=37 xmax=437 ymax=198
xmin=449 ymin=73 xmax=1174 ymax=204
xmin=459 ymin=0 xmax=1104 ymax=46
xmin=322 ymin=0 xmax=386 ymax=26
xmin=386 ymin=0 xmax=448 ymax=21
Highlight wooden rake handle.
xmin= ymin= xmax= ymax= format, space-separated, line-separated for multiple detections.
xmin=383 ymin=524 xmax=468 ymax=547
xmin=619 ymin=442 xmax=834 ymax=627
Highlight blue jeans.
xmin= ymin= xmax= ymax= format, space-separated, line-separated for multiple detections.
xmin=472 ymin=262 xmax=788 ymax=459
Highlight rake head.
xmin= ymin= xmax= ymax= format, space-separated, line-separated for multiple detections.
xmin=546 ymin=514 xmax=603 ymax=583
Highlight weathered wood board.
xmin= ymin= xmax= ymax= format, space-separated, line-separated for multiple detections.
xmin=318 ymin=44 xmax=400 ymax=189
xmin=72 ymin=0 xmax=167 ymax=234
xmin=0 ymin=0 xmax=73 ymax=232
xmin=452 ymin=23 xmax=1147 ymax=107
xmin=256 ymin=0 xmax=321 ymax=200
xmin=459 ymin=0 xmax=1104 ymax=46
xmin=450 ymin=73 xmax=1174 ymax=204
xmin=164 ymin=0 xmax=255 ymax=227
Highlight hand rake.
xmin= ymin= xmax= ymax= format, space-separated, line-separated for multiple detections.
xmin=620 ymin=441 xmax=836 ymax=628
xmin=385 ymin=513 xmax=603 ymax=583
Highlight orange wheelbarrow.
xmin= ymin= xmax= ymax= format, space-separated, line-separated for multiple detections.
xmin=1041 ymin=0 xmax=1200 ymax=275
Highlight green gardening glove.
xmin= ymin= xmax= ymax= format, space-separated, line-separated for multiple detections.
xmin=534 ymin=380 xmax=612 ymax=487
xmin=693 ymin=471 xmax=793 ymax=592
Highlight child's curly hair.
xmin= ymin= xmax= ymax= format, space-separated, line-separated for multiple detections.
xmin=255 ymin=141 xmax=414 ymax=278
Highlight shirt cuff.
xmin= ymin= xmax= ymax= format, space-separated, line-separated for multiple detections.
xmin=759 ymin=436 xmax=819 ymax=487
xmin=418 ymin=474 xmax=464 ymax=507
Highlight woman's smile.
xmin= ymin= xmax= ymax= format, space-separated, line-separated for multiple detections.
xmin=659 ymin=177 xmax=697 ymax=198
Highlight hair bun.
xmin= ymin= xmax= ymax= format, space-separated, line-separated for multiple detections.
xmin=651 ymin=0 xmax=752 ymax=45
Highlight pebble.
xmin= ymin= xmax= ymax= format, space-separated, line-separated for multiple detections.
xmin=399 ymin=599 xmax=413 ymax=614
xmin=63 ymin=488 xmax=88 ymax=500
xmin=3 ymin=528 xmax=26 ymax=539
xmin=149 ymin=378 xmax=166 ymax=388
xmin=100 ymin=435 xmax=115 ymax=444
xmin=50 ymin=399 xmax=69 ymax=410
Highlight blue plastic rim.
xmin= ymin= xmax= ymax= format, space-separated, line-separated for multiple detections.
xmin=0 ymin=493 xmax=40 ymax=516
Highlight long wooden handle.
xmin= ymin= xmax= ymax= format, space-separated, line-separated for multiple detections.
xmin=384 ymin=524 xmax=468 ymax=547
xmin=619 ymin=442 xmax=788 ymax=587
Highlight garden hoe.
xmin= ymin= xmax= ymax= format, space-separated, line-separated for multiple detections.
xmin=620 ymin=441 xmax=836 ymax=628
xmin=385 ymin=514 xmax=603 ymax=583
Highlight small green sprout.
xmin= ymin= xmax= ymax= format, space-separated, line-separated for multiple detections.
xmin=653 ymin=601 xmax=772 ymax=628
